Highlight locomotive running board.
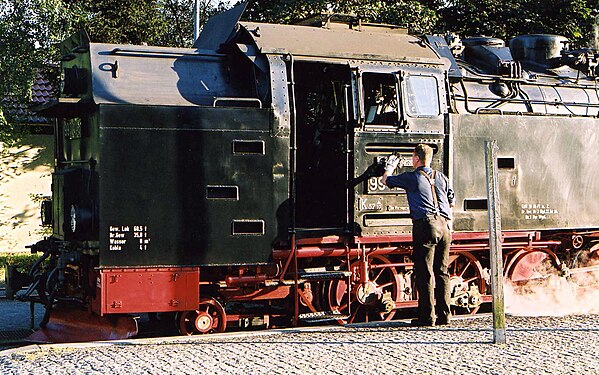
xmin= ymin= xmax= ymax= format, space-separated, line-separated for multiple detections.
xmin=26 ymin=306 xmax=138 ymax=344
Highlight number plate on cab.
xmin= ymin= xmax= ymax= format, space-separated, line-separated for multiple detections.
xmin=367 ymin=176 xmax=403 ymax=194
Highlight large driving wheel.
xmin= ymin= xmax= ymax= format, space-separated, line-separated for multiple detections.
xmin=505 ymin=248 xmax=560 ymax=285
xmin=325 ymin=255 xmax=400 ymax=323
xmin=448 ymin=252 xmax=485 ymax=315
xmin=177 ymin=297 xmax=227 ymax=335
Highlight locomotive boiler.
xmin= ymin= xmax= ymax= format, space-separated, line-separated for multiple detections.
xmin=26 ymin=3 xmax=599 ymax=341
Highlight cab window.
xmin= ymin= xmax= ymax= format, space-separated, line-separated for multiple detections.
xmin=362 ymin=73 xmax=398 ymax=126
xmin=403 ymin=75 xmax=440 ymax=117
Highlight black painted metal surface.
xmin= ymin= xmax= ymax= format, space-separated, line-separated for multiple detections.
xmin=97 ymin=105 xmax=288 ymax=266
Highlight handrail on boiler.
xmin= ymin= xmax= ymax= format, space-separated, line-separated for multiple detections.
xmin=213 ymin=97 xmax=263 ymax=108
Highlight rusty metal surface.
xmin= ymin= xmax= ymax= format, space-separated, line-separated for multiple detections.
xmin=239 ymin=22 xmax=442 ymax=63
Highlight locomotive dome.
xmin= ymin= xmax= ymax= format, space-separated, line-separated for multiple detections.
xmin=509 ymin=34 xmax=570 ymax=65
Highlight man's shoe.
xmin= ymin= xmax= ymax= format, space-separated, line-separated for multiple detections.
xmin=411 ymin=318 xmax=435 ymax=327
xmin=435 ymin=317 xmax=450 ymax=326
xmin=436 ymin=314 xmax=451 ymax=325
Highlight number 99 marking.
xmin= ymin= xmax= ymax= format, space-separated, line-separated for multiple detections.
xmin=368 ymin=177 xmax=386 ymax=192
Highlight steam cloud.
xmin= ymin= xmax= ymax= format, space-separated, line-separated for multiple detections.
xmin=504 ymin=255 xmax=599 ymax=317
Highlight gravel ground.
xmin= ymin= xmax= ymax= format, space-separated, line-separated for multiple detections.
xmin=1 ymin=314 xmax=598 ymax=374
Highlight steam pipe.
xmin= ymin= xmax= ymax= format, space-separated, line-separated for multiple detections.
xmin=279 ymin=53 xmax=298 ymax=283
xmin=225 ymin=274 xmax=268 ymax=286
xmin=284 ymin=52 xmax=300 ymax=326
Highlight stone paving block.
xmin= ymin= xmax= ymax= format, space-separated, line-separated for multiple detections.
xmin=0 ymin=314 xmax=598 ymax=374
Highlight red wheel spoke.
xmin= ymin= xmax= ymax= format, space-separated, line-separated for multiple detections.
xmin=349 ymin=305 xmax=362 ymax=324
xmin=337 ymin=294 xmax=356 ymax=312
xmin=372 ymin=268 xmax=385 ymax=283
xmin=459 ymin=261 xmax=472 ymax=277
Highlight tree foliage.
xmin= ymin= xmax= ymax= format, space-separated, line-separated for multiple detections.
xmin=439 ymin=0 xmax=599 ymax=47
xmin=1 ymin=0 xmax=598 ymax=142
xmin=243 ymin=0 xmax=439 ymax=34
xmin=75 ymin=0 xmax=167 ymax=45
xmin=243 ymin=0 xmax=598 ymax=46
xmin=0 ymin=0 xmax=78 ymax=142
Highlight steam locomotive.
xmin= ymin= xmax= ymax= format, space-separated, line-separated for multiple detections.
xmin=26 ymin=3 xmax=599 ymax=341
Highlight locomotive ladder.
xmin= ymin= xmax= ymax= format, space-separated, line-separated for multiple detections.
xmin=283 ymin=232 xmax=353 ymax=325
xmin=296 ymin=265 xmax=352 ymax=323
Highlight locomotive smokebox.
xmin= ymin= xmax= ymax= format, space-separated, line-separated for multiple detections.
xmin=509 ymin=34 xmax=569 ymax=66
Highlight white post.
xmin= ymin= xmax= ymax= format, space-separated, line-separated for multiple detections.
xmin=485 ymin=140 xmax=506 ymax=344
xmin=193 ymin=0 xmax=201 ymax=42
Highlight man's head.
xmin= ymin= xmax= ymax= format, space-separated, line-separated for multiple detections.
xmin=413 ymin=144 xmax=433 ymax=167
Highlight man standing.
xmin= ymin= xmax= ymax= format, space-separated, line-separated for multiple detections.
xmin=382 ymin=144 xmax=454 ymax=326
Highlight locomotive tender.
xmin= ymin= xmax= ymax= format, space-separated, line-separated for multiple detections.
xmin=28 ymin=3 xmax=599 ymax=340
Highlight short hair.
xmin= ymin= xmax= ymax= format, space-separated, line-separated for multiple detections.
xmin=414 ymin=144 xmax=433 ymax=166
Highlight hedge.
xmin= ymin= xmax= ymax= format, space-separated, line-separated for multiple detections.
xmin=0 ymin=253 xmax=43 ymax=274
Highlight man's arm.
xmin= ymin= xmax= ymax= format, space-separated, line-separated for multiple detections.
xmin=382 ymin=170 xmax=391 ymax=186
xmin=382 ymin=155 xmax=401 ymax=186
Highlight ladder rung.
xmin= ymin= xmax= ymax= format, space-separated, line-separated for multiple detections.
xmin=297 ymin=271 xmax=351 ymax=280
xmin=298 ymin=311 xmax=350 ymax=323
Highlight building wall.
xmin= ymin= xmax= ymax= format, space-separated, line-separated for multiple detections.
xmin=0 ymin=135 xmax=53 ymax=253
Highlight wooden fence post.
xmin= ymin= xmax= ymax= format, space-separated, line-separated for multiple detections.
xmin=485 ymin=140 xmax=506 ymax=344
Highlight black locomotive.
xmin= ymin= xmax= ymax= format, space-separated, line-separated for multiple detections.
xmin=26 ymin=3 xmax=599 ymax=341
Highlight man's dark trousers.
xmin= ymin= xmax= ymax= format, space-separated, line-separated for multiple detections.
xmin=412 ymin=215 xmax=452 ymax=323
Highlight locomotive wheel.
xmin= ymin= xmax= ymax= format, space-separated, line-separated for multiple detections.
xmin=448 ymin=252 xmax=486 ymax=315
xmin=504 ymin=249 xmax=559 ymax=284
xmin=177 ymin=298 xmax=227 ymax=335
xmin=570 ymin=248 xmax=599 ymax=289
xmin=326 ymin=255 xmax=400 ymax=323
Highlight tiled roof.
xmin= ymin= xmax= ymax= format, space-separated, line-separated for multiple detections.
xmin=2 ymin=71 xmax=57 ymax=125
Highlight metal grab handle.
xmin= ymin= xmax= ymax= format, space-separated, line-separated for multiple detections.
xmin=475 ymin=107 xmax=504 ymax=115
xmin=213 ymin=97 xmax=262 ymax=109
xmin=110 ymin=48 xmax=223 ymax=58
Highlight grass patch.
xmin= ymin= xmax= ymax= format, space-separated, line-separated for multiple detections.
xmin=0 ymin=253 xmax=42 ymax=274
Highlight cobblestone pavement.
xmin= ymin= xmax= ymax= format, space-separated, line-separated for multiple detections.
xmin=1 ymin=314 xmax=598 ymax=374
xmin=0 ymin=298 xmax=44 ymax=344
